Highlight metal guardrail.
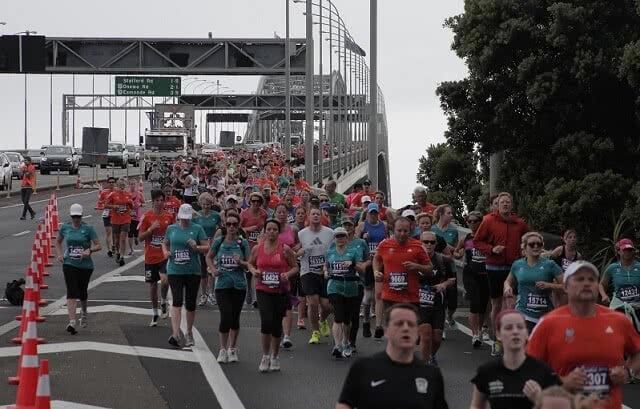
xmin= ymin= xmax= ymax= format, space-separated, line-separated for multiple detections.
xmin=310 ymin=148 xmax=368 ymax=184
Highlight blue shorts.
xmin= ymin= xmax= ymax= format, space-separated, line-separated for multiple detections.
xmin=102 ymin=217 xmax=111 ymax=227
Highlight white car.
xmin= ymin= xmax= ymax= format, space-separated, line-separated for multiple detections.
xmin=201 ymin=143 xmax=220 ymax=155
xmin=0 ymin=153 xmax=13 ymax=191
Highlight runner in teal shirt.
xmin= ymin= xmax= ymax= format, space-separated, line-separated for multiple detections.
xmin=600 ymin=239 xmax=640 ymax=306
xmin=326 ymin=235 xmax=363 ymax=298
xmin=194 ymin=207 xmax=221 ymax=239
xmin=58 ymin=221 xmax=99 ymax=270
xmin=164 ymin=222 xmax=207 ymax=275
xmin=209 ymin=235 xmax=251 ymax=290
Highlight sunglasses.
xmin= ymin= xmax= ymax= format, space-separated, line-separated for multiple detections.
xmin=320 ymin=199 xmax=329 ymax=203
xmin=71 ymin=215 xmax=82 ymax=219
xmin=527 ymin=242 xmax=543 ymax=248
xmin=226 ymin=222 xmax=238 ymax=227
xmin=251 ymin=200 xmax=261 ymax=204
xmin=422 ymin=240 xmax=436 ymax=245
xmin=335 ymin=234 xmax=347 ymax=239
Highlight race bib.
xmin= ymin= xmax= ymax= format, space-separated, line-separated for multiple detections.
xmin=330 ymin=261 xmax=349 ymax=277
xmin=248 ymin=231 xmax=260 ymax=242
xmin=526 ymin=293 xmax=549 ymax=311
xmin=389 ymin=272 xmax=408 ymax=291
xmin=102 ymin=209 xmax=110 ymax=218
xmin=368 ymin=242 xmax=378 ymax=255
xmin=173 ymin=249 xmax=191 ymax=265
xmin=68 ymin=245 xmax=84 ymax=261
xmin=419 ymin=286 xmax=436 ymax=308
xmin=309 ymin=255 xmax=325 ymax=272
xmin=219 ymin=255 xmax=239 ymax=270
xmin=261 ymin=271 xmax=280 ymax=289
xmin=150 ymin=234 xmax=164 ymax=248
xmin=616 ymin=285 xmax=640 ymax=302
xmin=287 ymin=214 xmax=295 ymax=224
xmin=117 ymin=204 xmax=128 ymax=214
xmin=581 ymin=366 xmax=610 ymax=399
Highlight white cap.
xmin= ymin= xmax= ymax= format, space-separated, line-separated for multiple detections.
xmin=361 ymin=195 xmax=372 ymax=204
xmin=563 ymin=260 xmax=599 ymax=283
xmin=402 ymin=209 xmax=416 ymax=218
xmin=177 ymin=204 xmax=193 ymax=220
xmin=226 ymin=194 xmax=239 ymax=202
xmin=70 ymin=203 xmax=83 ymax=217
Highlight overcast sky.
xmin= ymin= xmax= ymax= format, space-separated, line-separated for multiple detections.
xmin=0 ymin=0 xmax=467 ymax=205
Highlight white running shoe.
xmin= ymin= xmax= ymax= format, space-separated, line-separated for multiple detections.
xmin=269 ymin=356 xmax=281 ymax=371
xmin=227 ymin=348 xmax=238 ymax=363
xmin=217 ymin=349 xmax=228 ymax=364
xmin=198 ymin=294 xmax=207 ymax=306
xmin=259 ymin=355 xmax=270 ymax=372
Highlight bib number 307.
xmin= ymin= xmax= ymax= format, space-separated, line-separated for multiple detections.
xmin=581 ymin=366 xmax=610 ymax=399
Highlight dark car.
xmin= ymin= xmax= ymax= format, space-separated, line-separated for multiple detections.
xmin=25 ymin=149 xmax=44 ymax=169
xmin=40 ymin=145 xmax=80 ymax=175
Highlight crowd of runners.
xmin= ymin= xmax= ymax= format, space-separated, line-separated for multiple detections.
xmin=51 ymin=144 xmax=640 ymax=409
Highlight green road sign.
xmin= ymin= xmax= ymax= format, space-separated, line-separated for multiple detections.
xmin=115 ymin=76 xmax=181 ymax=97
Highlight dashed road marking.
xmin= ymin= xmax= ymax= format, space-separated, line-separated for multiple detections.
xmin=12 ymin=230 xmax=31 ymax=237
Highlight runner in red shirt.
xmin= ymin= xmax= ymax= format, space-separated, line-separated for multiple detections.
xmin=413 ymin=186 xmax=437 ymax=215
xmin=527 ymin=261 xmax=640 ymax=409
xmin=162 ymin=184 xmax=182 ymax=223
xmin=138 ymin=189 xmax=174 ymax=326
xmin=106 ymin=178 xmax=133 ymax=266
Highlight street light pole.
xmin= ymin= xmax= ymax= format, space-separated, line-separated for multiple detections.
xmin=318 ymin=0 xmax=324 ymax=181
xmin=285 ymin=0 xmax=292 ymax=161
xmin=304 ymin=0 xmax=314 ymax=184
xmin=368 ymin=0 xmax=378 ymax=189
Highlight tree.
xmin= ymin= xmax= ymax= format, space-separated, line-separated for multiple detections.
xmin=436 ymin=0 xmax=640 ymax=256
xmin=416 ymin=143 xmax=482 ymax=219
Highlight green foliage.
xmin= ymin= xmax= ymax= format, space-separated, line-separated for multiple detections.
xmin=436 ymin=0 xmax=640 ymax=255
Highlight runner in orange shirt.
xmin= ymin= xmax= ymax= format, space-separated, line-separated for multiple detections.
xmin=162 ymin=184 xmax=182 ymax=223
xmin=138 ymin=189 xmax=175 ymax=326
xmin=527 ymin=261 xmax=640 ymax=409
xmin=19 ymin=156 xmax=37 ymax=220
xmin=98 ymin=177 xmax=116 ymax=257
xmin=106 ymin=178 xmax=133 ymax=266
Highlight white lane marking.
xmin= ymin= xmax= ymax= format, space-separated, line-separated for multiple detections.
xmin=103 ymin=275 xmax=146 ymax=283
xmin=181 ymin=310 xmax=246 ymax=409
xmin=82 ymin=215 xmax=93 ymax=219
xmin=12 ymin=230 xmax=31 ymax=237
xmin=0 ymin=256 xmax=145 ymax=337
xmin=1 ymin=401 xmax=111 ymax=409
xmin=0 ymin=341 xmax=198 ymax=363
xmin=0 ymin=190 xmax=98 ymax=210
xmin=49 ymin=305 xmax=150 ymax=316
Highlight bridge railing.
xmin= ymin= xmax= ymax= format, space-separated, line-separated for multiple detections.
xmin=306 ymin=147 xmax=368 ymax=185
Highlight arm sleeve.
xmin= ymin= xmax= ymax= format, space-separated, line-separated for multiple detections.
xmin=337 ymin=360 xmax=361 ymax=408
xmin=197 ymin=226 xmax=207 ymax=241
xmin=138 ymin=216 xmax=149 ymax=233
xmin=433 ymin=368 xmax=450 ymax=409
xmin=470 ymin=365 xmax=488 ymax=394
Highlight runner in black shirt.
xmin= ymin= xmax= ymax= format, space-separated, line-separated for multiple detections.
xmin=337 ymin=303 xmax=448 ymax=409
xmin=470 ymin=309 xmax=559 ymax=409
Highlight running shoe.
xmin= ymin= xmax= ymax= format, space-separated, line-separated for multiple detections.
xmin=19 ymin=216 xmax=26 ymax=221
xmin=428 ymin=355 xmax=439 ymax=367
xmin=332 ymin=345 xmax=343 ymax=359
xmin=447 ymin=318 xmax=457 ymax=330
xmin=362 ymin=322 xmax=372 ymax=338
xmin=319 ymin=320 xmax=331 ymax=337
xmin=79 ymin=312 xmax=88 ymax=328
xmin=134 ymin=238 xmax=139 ymax=246
xmin=198 ymin=294 xmax=207 ymax=306
xmin=308 ymin=330 xmax=320 ymax=344
xmin=227 ymin=348 xmax=238 ymax=363
xmin=168 ymin=335 xmax=181 ymax=348
xmin=217 ymin=348 xmax=228 ymax=364
xmin=491 ymin=340 xmax=503 ymax=357
xmin=119 ymin=257 xmax=125 ymax=267
xmin=252 ymin=300 xmax=258 ymax=309
xmin=269 ymin=356 xmax=281 ymax=372
xmin=472 ymin=335 xmax=482 ymax=348
xmin=107 ymin=250 xmax=113 ymax=258
xmin=373 ymin=326 xmax=384 ymax=339
xmin=482 ymin=326 xmax=491 ymax=341
xmin=297 ymin=318 xmax=306 ymax=330
xmin=185 ymin=333 xmax=195 ymax=347
xmin=207 ymin=293 xmax=217 ymax=305
xmin=359 ymin=305 xmax=365 ymax=318
xmin=259 ymin=355 xmax=270 ymax=372
xmin=342 ymin=343 xmax=353 ymax=358
xmin=150 ymin=315 xmax=159 ymax=327
xmin=66 ymin=321 xmax=77 ymax=335
xmin=281 ymin=335 xmax=293 ymax=349
xmin=115 ymin=254 xmax=120 ymax=263
xmin=160 ymin=302 xmax=168 ymax=319
xmin=441 ymin=330 xmax=447 ymax=340
xmin=351 ymin=345 xmax=358 ymax=354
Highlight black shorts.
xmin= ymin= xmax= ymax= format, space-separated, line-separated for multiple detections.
xmin=112 ymin=223 xmax=130 ymax=235
xmin=63 ymin=264 xmax=93 ymax=300
xmin=301 ymin=273 xmax=327 ymax=298
xmin=469 ymin=273 xmax=490 ymax=314
xmin=128 ymin=220 xmax=139 ymax=238
xmin=144 ymin=261 xmax=167 ymax=283
xmin=419 ymin=307 xmax=445 ymax=330
xmin=328 ymin=294 xmax=360 ymax=325
xmin=199 ymin=254 xmax=209 ymax=278
xmin=102 ymin=217 xmax=111 ymax=227
xmin=168 ymin=274 xmax=200 ymax=312
xmin=363 ymin=265 xmax=375 ymax=288
xmin=487 ymin=269 xmax=510 ymax=299
xmin=289 ymin=273 xmax=304 ymax=297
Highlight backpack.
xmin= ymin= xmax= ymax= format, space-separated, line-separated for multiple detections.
xmin=5 ymin=278 xmax=25 ymax=306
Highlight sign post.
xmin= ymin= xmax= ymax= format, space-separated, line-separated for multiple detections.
xmin=115 ymin=77 xmax=181 ymax=97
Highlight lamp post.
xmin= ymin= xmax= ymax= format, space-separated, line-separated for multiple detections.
xmin=368 ymin=0 xmax=378 ymax=189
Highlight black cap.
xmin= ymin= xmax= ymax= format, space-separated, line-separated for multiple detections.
xmin=363 ymin=179 xmax=371 ymax=185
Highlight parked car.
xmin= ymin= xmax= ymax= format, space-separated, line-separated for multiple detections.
xmin=0 ymin=153 xmax=13 ymax=191
xmin=126 ymin=145 xmax=142 ymax=167
xmin=25 ymin=149 xmax=44 ymax=169
xmin=5 ymin=152 xmax=24 ymax=179
xmin=40 ymin=145 xmax=80 ymax=175
xmin=102 ymin=142 xmax=129 ymax=169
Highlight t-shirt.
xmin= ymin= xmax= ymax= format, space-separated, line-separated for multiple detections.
xmin=58 ymin=222 xmax=98 ymax=270
xmin=164 ymin=196 xmax=182 ymax=222
xmin=326 ymin=246 xmax=362 ymax=297
xmin=338 ymin=351 xmax=449 ymax=409
xmin=376 ymin=238 xmax=431 ymax=304
xmin=603 ymin=261 xmax=640 ymax=303
xmin=20 ymin=163 xmax=36 ymax=188
xmin=165 ymin=223 xmax=207 ymax=275
xmin=138 ymin=210 xmax=174 ymax=265
xmin=431 ymin=224 xmax=459 ymax=247
xmin=211 ymin=236 xmax=250 ymax=290
xmin=328 ymin=192 xmax=346 ymax=208
xmin=194 ymin=211 xmax=222 ymax=239
xmin=240 ymin=208 xmax=268 ymax=246
xmin=107 ymin=191 xmax=133 ymax=225
xmin=98 ymin=189 xmax=113 ymax=218
xmin=527 ymin=305 xmax=640 ymax=409
xmin=510 ymin=258 xmax=562 ymax=321
xmin=298 ymin=226 xmax=334 ymax=275
xmin=471 ymin=356 xmax=560 ymax=409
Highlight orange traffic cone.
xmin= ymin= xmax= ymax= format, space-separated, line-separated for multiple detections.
xmin=37 ymin=228 xmax=54 ymax=268
xmin=51 ymin=199 xmax=60 ymax=232
xmin=8 ymin=310 xmax=40 ymax=399
xmin=11 ymin=276 xmax=44 ymax=343
xmin=35 ymin=359 xmax=51 ymax=409
xmin=30 ymin=267 xmax=48 ymax=311
xmin=32 ymin=242 xmax=50 ymax=279
xmin=31 ymin=247 xmax=48 ymax=290
xmin=34 ymin=229 xmax=52 ymax=273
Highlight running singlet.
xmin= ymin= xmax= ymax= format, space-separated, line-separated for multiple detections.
xmin=278 ymin=225 xmax=296 ymax=248
xmin=362 ymin=219 xmax=385 ymax=258
xmin=376 ymin=238 xmax=431 ymax=304
xmin=298 ymin=226 xmax=334 ymax=275
xmin=240 ymin=208 xmax=268 ymax=246
xmin=418 ymin=253 xmax=453 ymax=310
xmin=129 ymin=191 xmax=144 ymax=221
xmin=552 ymin=246 xmax=581 ymax=272
xmin=603 ymin=261 xmax=640 ymax=303
xmin=164 ymin=223 xmax=207 ymax=275
xmin=255 ymin=242 xmax=289 ymax=294
xmin=164 ymin=196 xmax=182 ymax=222
xmin=106 ymin=191 xmax=132 ymax=225
xmin=211 ymin=236 xmax=250 ymax=290
xmin=59 ymin=222 xmax=98 ymax=270
xmin=511 ymin=258 xmax=562 ymax=321
xmin=464 ymin=233 xmax=486 ymax=275
xmin=527 ymin=305 xmax=640 ymax=409
xmin=138 ymin=210 xmax=174 ymax=265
